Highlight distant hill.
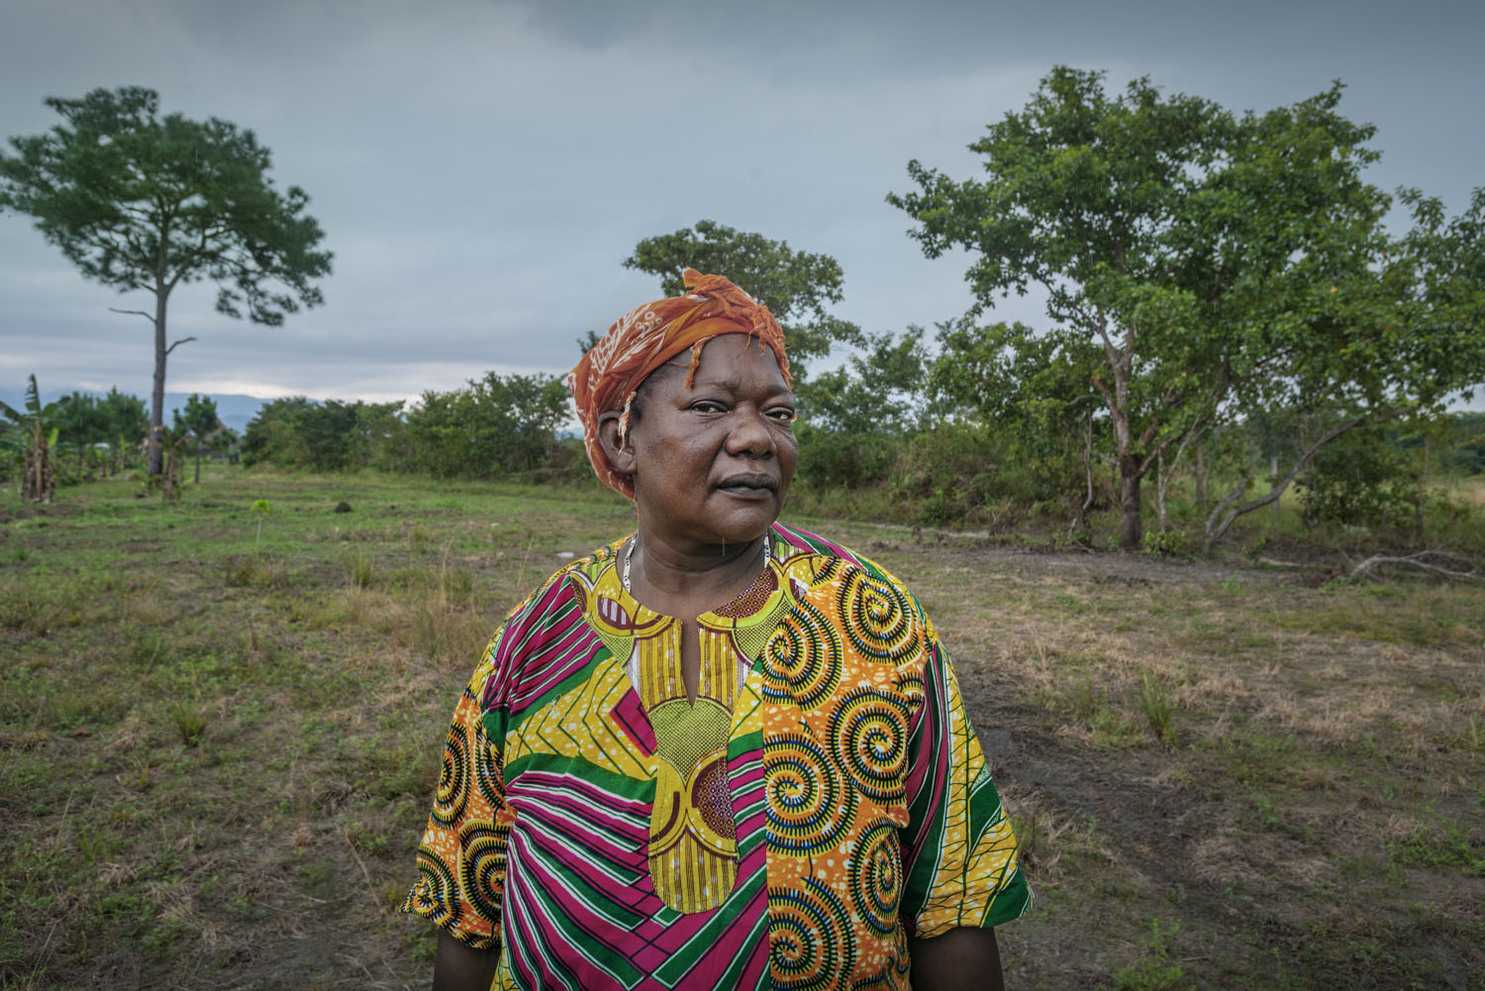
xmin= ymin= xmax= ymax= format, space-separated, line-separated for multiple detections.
xmin=0 ymin=386 xmax=266 ymax=434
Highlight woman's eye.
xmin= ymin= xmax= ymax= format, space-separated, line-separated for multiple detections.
xmin=691 ymin=400 xmax=727 ymax=414
xmin=768 ymin=408 xmax=797 ymax=423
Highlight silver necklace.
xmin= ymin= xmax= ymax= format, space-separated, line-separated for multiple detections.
xmin=621 ymin=531 xmax=771 ymax=594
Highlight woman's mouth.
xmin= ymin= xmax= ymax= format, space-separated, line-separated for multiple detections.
xmin=716 ymin=474 xmax=778 ymax=498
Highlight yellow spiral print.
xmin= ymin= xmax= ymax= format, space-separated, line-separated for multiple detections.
xmin=828 ymin=687 xmax=911 ymax=803
xmin=836 ymin=569 xmax=918 ymax=663
xmin=764 ymin=730 xmax=857 ymax=855
xmin=849 ymin=821 xmax=902 ymax=936
xmin=768 ymin=877 xmax=857 ymax=990
xmin=761 ymin=598 xmax=842 ymax=709
xmin=431 ymin=720 xmax=471 ymax=827
xmin=411 ymin=846 xmax=461 ymax=929
xmin=457 ymin=819 xmax=509 ymax=926
xmin=473 ymin=720 xmax=503 ymax=808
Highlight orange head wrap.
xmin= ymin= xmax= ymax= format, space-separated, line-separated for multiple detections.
xmin=566 ymin=268 xmax=793 ymax=499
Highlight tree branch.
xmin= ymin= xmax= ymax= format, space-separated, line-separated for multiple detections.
xmin=1350 ymin=550 xmax=1480 ymax=583
xmin=108 ymin=307 xmax=155 ymax=323
xmin=165 ymin=336 xmax=198 ymax=356
xmin=1203 ymin=415 xmax=1367 ymax=549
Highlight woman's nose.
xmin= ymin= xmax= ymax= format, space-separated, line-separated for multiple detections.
xmin=725 ymin=406 xmax=775 ymax=458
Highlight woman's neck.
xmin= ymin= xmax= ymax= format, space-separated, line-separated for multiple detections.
xmin=627 ymin=525 xmax=769 ymax=617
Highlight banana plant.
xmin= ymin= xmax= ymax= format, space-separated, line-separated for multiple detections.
xmin=0 ymin=375 xmax=58 ymax=502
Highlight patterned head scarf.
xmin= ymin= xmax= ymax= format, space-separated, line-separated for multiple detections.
xmin=566 ymin=268 xmax=793 ymax=499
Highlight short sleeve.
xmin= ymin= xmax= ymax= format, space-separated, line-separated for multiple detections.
xmin=898 ymin=623 xmax=1031 ymax=937
xmin=400 ymin=639 xmax=515 ymax=951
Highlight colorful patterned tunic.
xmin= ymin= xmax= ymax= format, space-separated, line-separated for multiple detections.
xmin=402 ymin=522 xmax=1030 ymax=989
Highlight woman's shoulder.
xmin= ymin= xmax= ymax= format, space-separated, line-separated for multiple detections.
xmin=474 ymin=537 xmax=624 ymax=713
xmin=772 ymin=520 xmax=937 ymax=644
xmin=773 ymin=521 xmax=915 ymax=591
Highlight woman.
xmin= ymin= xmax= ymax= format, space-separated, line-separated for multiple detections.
xmin=402 ymin=271 xmax=1030 ymax=990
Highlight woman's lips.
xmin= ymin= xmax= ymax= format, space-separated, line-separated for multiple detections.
xmin=716 ymin=475 xmax=778 ymax=499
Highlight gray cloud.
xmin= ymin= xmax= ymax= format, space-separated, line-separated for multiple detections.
xmin=2 ymin=0 xmax=1482 ymax=406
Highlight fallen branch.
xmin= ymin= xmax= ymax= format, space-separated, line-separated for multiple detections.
xmin=1349 ymin=550 xmax=1480 ymax=582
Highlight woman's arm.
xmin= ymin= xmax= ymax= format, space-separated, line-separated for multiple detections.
xmin=910 ymin=926 xmax=1005 ymax=991
xmin=433 ymin=931 xmax=498 ymax=991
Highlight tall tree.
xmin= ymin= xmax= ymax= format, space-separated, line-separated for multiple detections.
xmin=890 ymin=67 xmax=1484 ymax=550
xmin=624 ymin=220 xmax=862 ymax=367
xmin=0 ymin=86 xmax=332 ymax=477
xmin=173 ymin=393 xmax=221 ymax=484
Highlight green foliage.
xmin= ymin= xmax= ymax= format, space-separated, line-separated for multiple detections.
xmin=240 ymin=373 xmax=572 ymax=482
xmin=0 ymin=86 xmax=332 ymax=322
xmin=242 ymin=397 xmax=403 ymax=472
xmin=0 ymin=374 xmax=58 ymax=500
xmin=798 ymin=327 xmax=927 ymax=434
xmin=624 ymin=219 xmax=863 ymax=366
xmin=791 ymin=327 xmax=929 ymax=492
xmin=1142 ymin=529 xmax=1189 ymax=557
xmin=1137 ymin=671 xmax=1178 ymax=746
xmin=890 ymin=66 xmax=1485 ymax=549
xmin=399 ymin=373 xmax=569 ymax=479
xmin=174 ymin=394 xmax=220 ymax=441
xmin=1299 ymin=422 xmax=1424 ymax=531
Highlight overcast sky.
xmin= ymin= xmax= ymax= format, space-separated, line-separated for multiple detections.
xmin=3 ymin=0 xmax=1483 ymax=405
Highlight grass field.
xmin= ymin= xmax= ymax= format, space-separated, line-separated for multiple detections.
xmin=2 ymin=468 xmax=1482 ymax=989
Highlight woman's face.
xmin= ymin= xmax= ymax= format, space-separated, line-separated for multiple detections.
xmin=609 ymin=334 xmax=797 ymax=549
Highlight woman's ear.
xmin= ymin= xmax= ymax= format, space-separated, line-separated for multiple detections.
xmin=597 ymin=409 xmax=636 ymax=476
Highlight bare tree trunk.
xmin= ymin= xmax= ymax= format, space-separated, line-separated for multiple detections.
xmin=1156 ymin=449 xmax=1169 ymax=532
xmin=1269 ymin=453 xmax=1281 ymax=522
xmin=1068 ymin=411 xmax=1096 ymax=541
xmin=1194 ymin=441 xmax=1208 ymax=509
xmin=1119 ymin=455 xmax=1142 ymax=551
xmin=194 ymin=437 xmax=202 ymax=484
xmin=149 ymin=288 xmax=168 ymax=477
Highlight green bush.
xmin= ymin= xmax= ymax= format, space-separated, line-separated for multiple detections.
xmin=1299 ymin=425 xmax=1423 ymax=531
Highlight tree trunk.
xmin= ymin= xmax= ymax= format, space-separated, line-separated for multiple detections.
xmin=1269 ymin=453 xmax=1281 ymax=521
xmin=1156 ymin=449 xmax=1169 ymax=532
xmin=1119 ymin=455 xmax=1142 ymax=551
xmin=148 ymin=289 xmax=168 ymax=477
xmin=1193 ymin=442 xmax=1208 ymax=509
xmin=194 ymin=437 xmax=202 ymax=484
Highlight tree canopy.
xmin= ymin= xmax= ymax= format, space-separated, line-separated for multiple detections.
xmin=624 ymin=219 xmax=862 ymax=367
xmin=890 ymin=67 xmax=1485 ymax=549
xmin=0 ymin=86 xmax=333 ymax=475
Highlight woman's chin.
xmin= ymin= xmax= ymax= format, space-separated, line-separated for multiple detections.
xmin=697 ymin=499 xmax=782 ymax=545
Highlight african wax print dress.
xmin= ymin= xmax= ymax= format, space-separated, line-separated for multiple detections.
xmin=402 ymin=522 xmax=1030 ymax=990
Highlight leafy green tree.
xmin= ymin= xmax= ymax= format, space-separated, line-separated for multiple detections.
xmin=404 ymin=373 xmax=569 ymax=479
xmin=173 ymin=393 xmax=221 ymax=484
xmin=799 ymin=328 xmax=927 ymax=435
xmin=793 ymin=328 xmax=928 ymax=490
xmin=891 ymin=67 xmax=1485 ymax=550
xmin=624 ymin=219 xmax=862 ymax=367
xmin=0 ymin=86 xmax=333 ymax=478
xmin=50 ymin=391 xmax=110 ymax=478
xmin=242 ymin=397 xmax=317 ymax=468
xmin=97 ymin=387 xmax=149 ymax=474
xmin=930 ymin=318 xmax=1105 ymax=527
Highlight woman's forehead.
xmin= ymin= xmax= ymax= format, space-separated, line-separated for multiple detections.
xmin=651 ymin=335 xmax=792 ymax=393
